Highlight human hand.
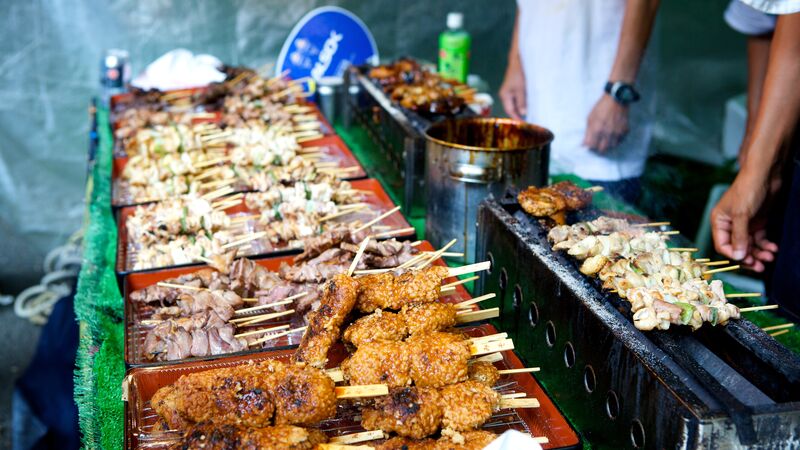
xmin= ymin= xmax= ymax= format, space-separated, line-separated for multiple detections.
xmin=583 ymin=95 xmax=630 ymax=153
xmin=499 ymin=63 xmax=527 ymax=120
xmin=711 ymin=171 xmax=778 ymax=272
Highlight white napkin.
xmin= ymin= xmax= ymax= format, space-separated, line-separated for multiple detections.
xmin=131 ymin=49 xmax=226 ymax=91
xmin=483 ymin=430 xmax=544 ymax=450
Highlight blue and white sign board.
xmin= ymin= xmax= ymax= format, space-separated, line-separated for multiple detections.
xmin=276 ymin=6 xmax=379 ymax=80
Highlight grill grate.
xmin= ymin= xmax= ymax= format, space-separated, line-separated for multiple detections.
xmin=475 ymin=194 xmax=800 ymax=448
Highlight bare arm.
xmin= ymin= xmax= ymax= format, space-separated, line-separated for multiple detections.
xmin=712 ymin=12 xmax=800 ymax=268
xmin=740 ymin=35 xmax=772 ymax=165
xmin=584 ymin=0 xmax=660 ymax=152
xmin=499 ymin=11 xmax=527 ymax=120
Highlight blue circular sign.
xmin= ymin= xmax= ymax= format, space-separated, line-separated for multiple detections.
xmin=276 ymin=6 xmax=379 ymax=80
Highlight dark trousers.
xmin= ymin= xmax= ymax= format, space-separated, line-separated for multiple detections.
xmin=768 ymin=162 xmax=800 ymax=320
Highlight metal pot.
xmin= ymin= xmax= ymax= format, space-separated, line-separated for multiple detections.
xmin=424 ymin=117 xmax=552 ymax=264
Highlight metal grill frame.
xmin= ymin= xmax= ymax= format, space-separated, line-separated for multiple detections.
xmin=475 ymin=195 xmax=800 ymax=449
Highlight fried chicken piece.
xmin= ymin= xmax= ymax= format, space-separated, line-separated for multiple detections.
xmin=518 ymin=181 xmax=592 ymax=219
xmin=400 ymin=302 xmax=457 ymax=335
xmin=151 ymin=360 xmax=337 ymax=430
xmin=439 ymin=380 xmax=500 ymax=431
xmin=271 ymin=363 xmax=337 ymax=426
xmin=361 ymin=386 xmax=444 ymax=439
xmin=342 ymin=309 xmax=408 ymax=347
xmin=467 ymin=361 xmax=500 ymax=387
xmin=341 ymin=340 xmax=412 ymax=387
xmin=151 ymin=361 xmax=283 ymax=430
xmin=356 ymin=266 xmax=450 ymax=313
xmin=407 ymin=332 xmax=471 ymax=388
xmin=293 ymin=274 xmax=358 ymax=368
xmin=377 ymin=431 xmax=498 ymax=450
xmin=174 ymin=423 xmax=328 ymax=450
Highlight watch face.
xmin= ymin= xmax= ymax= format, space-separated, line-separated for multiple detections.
xmin=617 ymin=85 xmax=635 ymax=103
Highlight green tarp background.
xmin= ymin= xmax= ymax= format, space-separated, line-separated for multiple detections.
xmin=0 ymin=0 xmax=746 ymax=291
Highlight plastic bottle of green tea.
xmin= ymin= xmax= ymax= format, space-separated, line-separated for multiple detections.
xmin=438 ymin=12 xmax=470 ymax=83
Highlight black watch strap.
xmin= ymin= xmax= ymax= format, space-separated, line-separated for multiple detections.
xmin=604 ymin=81 xmax=640 ymax=105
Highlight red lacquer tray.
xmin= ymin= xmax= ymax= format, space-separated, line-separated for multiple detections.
xmin=116 ymin=178 xmax=413 ymax=275
xmin=123 ymin=324 xmax=581 ymax=450
xmin=123 ymin=241 xmax=468 ymax=367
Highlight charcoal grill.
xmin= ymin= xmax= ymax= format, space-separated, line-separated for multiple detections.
xmin=475 ymin=193 xmax=800 ymax=449
xmin=342 ymin=65 xmax=474 ymax=216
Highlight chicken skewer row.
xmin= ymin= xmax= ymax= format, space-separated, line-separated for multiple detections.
xmin=148 ymin=359 xmax=388 ymax=432
xmin=552 ymin=228 xmax=742 ymax=331
xmin=293 ymin=262 xmax=492 ymax=368
xmin=126 ymin=179 xmax=359 ymax=247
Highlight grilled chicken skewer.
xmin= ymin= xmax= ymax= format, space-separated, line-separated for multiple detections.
xmin=173 ymin=423 xmax=328 ymax=450
xmin=150 ymin=359 xmax=386 ymax=431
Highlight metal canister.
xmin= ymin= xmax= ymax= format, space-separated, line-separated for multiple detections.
xmin=424 ymin=118 xmax=553 ymax=264
xmin=315 ymin=76 xmax=345 ymax=124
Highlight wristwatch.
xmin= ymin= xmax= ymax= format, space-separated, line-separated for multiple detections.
xmin=604 ymin=81 xmax=640 ymax=105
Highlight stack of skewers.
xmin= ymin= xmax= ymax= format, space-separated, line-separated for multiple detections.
xmin=517 ymin=180 xmax=777 ymax=332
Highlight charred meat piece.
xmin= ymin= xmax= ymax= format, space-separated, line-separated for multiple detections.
xmin=362 ymin=386 xmax=444 ymax=439
xmin=174 ymin=423 xmax=328 ymax=450
xmin=356 ymin=266 xmax=450 ymax=313
xmin=517 ymin=181 xmax=593 ymax=220
xmin=375 ymin=431 xmax=496 ymax=450
xmin=342 ymin=309 xmax=408 ymax=347
xmin=407 ymin=332 xmax=471 ymax=388
xmin=341 ymin=340 xmax=412 ymax=387
xmin=293 ymin=274 xmax=359 ymax=368
xmin=467 ymin=361 xmax=500 ymax=387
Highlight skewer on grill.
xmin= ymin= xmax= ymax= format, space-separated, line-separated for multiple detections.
xmin=703 ymin=265 xmax=740 ymax=276
xmin=761 ymin=323 xmax=794 ymax=332
xmin=771 ymin=329 xmax=791 ymax=337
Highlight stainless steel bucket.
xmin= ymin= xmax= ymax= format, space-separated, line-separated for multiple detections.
xmin=424 ymin=118 xmax=553 ymax=264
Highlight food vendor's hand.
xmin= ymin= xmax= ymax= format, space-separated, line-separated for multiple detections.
xmin=583 ymin=95 xmax=629 ymax=153
xmin=711 ymin=171 xmax=778 ymax=272
xmin=499 ymin=64 xmax=527 ymax=121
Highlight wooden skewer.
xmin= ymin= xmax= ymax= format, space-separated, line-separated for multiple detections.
xmin=347 ymin=237 xmax=371 ymax=277
xmin=498 ymin=367 xmax=541 ymax=375
xmin=235 ymin=292 xmax=308 ymax=315
xmin=229 ymin=214 xmax=261 ymax=224
xmin=235 ymin=298 xmax=295 ymax=315
xmin=441 ymin=276 xmax=478 ymax=291
xmin=212 ymin=200 xmax=241 ymax=211
xmin=761 ymin=323 xmax=794 ymax=332
xmin=455 ymin=293 xmax=497 ymax=309
xmin=195 ymin=156 xmax=231 ymax=168
xmin=670 ymin=247 xmax=698 ymax=252
xmin=194 ymin=255 xmax=216 ymax=266
xmin=469 ymin=332 xmax=508 ymax=343
xmin=585 ymin=186 xmax=604 ymax=192
xmin=221 ymin=232 xmax=268 ymax=250
xmin=319 ymin=204 xmax=369 ymax=222
xmin=726 ymin=292 xmax=762 ymax=298
xmin=250 ymin=326 xmax=308 ymax=347
xmin=326 ymin=368 xmax=345 ymax=383
xmin=632 ymin=221 xmax=671 ymax=228
xmin=334 ymin=384 xmax=389 ymax=399
xmin=532 ymin=436 xmax=550 ymax=444
xmin=423 ymin=251 xmax=464 ymax=258
xmin=703 ymin=260 xmax=730 ymax=267
xmin=740 ymin=304 xmax=779 ymax=312
xmin=211 ymin=192 xmax=243 ymax=205
xmin=499 ymin=398 xmax=540 ymax=409
xmin=354 ymin=206 xmax=401 ymax=233
xmin=415 ymin=238 xmax=458 ymax=270
xmin=448 ymin=261 xmax=491 ymax=278
xmin=329 ymin=431 xmax=385 ymax=445
xmin=201 ymin=186 xmax=236 ymax=201
xmin=501 ymin=392 xmax=527 ymax=399
xmin=703 ymin=265 xmax=740 ymax=275
xmin=658 ymin=230 xmax=681 ymax=236
xmin=233 ymin=309 xmax=295 ymax=326
xmin=410 ymin=240 xmax=422 ymax=247
xmin=695 ymin=258 xmax=710 ymax=263
xmin=395 ymin=253 xmax=430 ymax=271
xmin=468 ymin=335 xmax=512 ymax=356
xmin=472 ymin=352 xmax=504 ymax=364
xmin=296 ymin=133 xmax=324 ymax=143
xmin=296 ymin=145 xmax=321 ymax=153
xmin=770 ymin=329 xmax=791 ymax=337
xmin=156 ymin=282 xmax=204 ymax=291
xmin=194 ymin=168 xmax=224 ymax=181
xmin=371 ymin=227 xmax=416 ymax=240
xmin=234 ymin=324 xmax=289 ymax=339
xmin=456 ymin=307 xmax=500 ymax=323
xmin=317 ymin=444 xmax=373 ymax=450
xmin=313 ymin=162 xmax=339 ymax=168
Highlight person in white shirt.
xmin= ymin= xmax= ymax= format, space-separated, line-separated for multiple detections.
xmin=500 ymin=0 xmax=660 ymax=204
